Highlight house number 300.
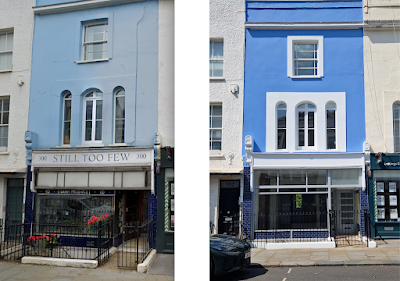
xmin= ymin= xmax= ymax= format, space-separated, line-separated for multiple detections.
xmin=38 ymin=156 xmax=47 ymax=161
xmin=137 ymin=154 xmax=146 ymax=159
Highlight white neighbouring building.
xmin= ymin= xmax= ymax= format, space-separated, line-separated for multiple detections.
xmin=0 ymin=1 xmax=35 ymax=227
xmin=209 ymin=0 xmax=246 ymax=235
xmin=363 ymin=0 xmax=400 ymax=239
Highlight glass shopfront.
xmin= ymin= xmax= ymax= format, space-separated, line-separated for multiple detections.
xmin=36 ymin=190 xmax=114 ymax=225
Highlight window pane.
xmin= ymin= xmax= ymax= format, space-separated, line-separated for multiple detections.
xmin=295 ymin=61 xmax=316 ymax=68
xmin=308 ymin=112 xmax=314 ymax=128
xmin=115 ymin=120 xmax=124 ymax=143
xmin=116 ymin=96 xmax=125 ymax=119
xmin=279 ymin=170 xmax=306 ymax=185
xmin=277 ymin=110 xmax=286 ymax=128
xmin=96 ymin=100 xmax=102 ymax=119
xmin=308 ymin=170 xmax=327 ymax=185
xmin=298 ymin=130 xmax=304 ymax=146
xmin=211 ymin=116 xmax=222 ymax=128
xmin=210 ymin=61 xmax=223 ymax=77
xmin=86 ymin=101 xmax=93 ymax=120
xmin=255 ymin=170 xmax=277 ymax=186
xmin=331 ymin=169 xmax=359 ymax=185
xmin=327 ymin=129 xmax=336 ymax=149
xmin=277 ymin=129 xmax=286 ymax=149
xmin=211 ymin=105 xmax=222 ymax=116
xmin=211 ymin=141 xmax=221 ymax=150
xmin=6 ymin=33 xmax=13 ymax=50
xmin=85 ymin=121 xmax=92 ymax=141
xmin=211 ymin=42 xmax=223 ymax=59
xmin=308 ymin=129 xmax=314 ymax=146
xmin=0 ymin=34 xmax=6 ymax=51
xmin=0 ymin=53 xmax=6 ymax=70
xmin=212 ymin=129 xmax=222 ymax=141
xmin=298 ymin=112 xmax=304 ymax=128
xmin=327 ymin=110 xmax=335 ymax=128
xmin=64 ymin=122 xmax=71 ymax=145
xmin=5 ymin=53 xmax=12 ymax=70
xmin=95 ymin=121 xmax=102 ymax=140
xmin=64 ymin=100 xmax=71 ymax=121
xmin=2 ymin=112 xmax=8 ymax=125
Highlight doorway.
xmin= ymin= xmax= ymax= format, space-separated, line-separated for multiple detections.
xmin=124 ymin=190 xmax=148 ymax=226
xmin=218 ymin=180 xmax=240 ymax=235
xmin=5 ymin=179 xmax=24 ymax=226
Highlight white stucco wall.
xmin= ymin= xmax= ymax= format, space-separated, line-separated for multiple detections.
xmin=209 ymin=0 xmax=245 ymax=226
xmin=364 ymin=1 xmax=400 ymax=153
xmin=158 ymin=0 xmax=174 ymax=147
xmin=0 ymin=0 xmax=34 ymax=222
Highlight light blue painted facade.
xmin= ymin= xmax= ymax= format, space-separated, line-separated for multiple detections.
xmin=29 ymin=0 xmax=159 ymax=149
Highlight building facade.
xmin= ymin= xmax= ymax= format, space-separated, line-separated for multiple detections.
xmin=0 ymin=0 xmax=35 ymax=229
xmin=25 ymin=0 xmax=174 ymax=252
xmin=363 ymin=0 xmax=400 ymax=238
xmin=243 ymin=0 xmax=368 ymax=243
xmin=209 ymin=0 xmax=246 ymax=235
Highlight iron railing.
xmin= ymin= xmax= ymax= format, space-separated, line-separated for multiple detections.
xmin=117 ymin=219 xmax=154 ymax=269
xmin=329 ymin=210 xmax=363 ymax=246
xmin=0 ymin=219 xmax=113 ymax=265
xmin=252 ymin=212 xmax=330 ymax=247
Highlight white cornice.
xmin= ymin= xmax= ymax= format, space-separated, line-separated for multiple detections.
xmin=245 ymin=22 xmax=364 ymax=30
xmin=33 ymin=0 xmax=145 ymax=15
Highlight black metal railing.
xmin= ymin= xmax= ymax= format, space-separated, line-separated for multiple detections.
xmin=0 ymin=219 xmax=113 ymax=265
xmin=117 ymin=219 xmax=154 ymax=269
xmin=329 ymin=210 xmax=363 ymax=246
xmin=252 ymin=212 xmax=330 ymax=247
xmin=0 ymin=220 xmax=25 ymax=261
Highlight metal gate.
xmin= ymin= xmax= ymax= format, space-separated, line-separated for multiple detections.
xmin=0 ymin=219 xmax=26 ymax=261
xmin=329 ymin=210 xmax=364 ymax=246
xmin=117 ymin=219 xmax=154 ymax=269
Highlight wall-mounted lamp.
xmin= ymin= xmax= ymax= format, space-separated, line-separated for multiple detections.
xmin=230 ymin=84 xmax=238 ymax=94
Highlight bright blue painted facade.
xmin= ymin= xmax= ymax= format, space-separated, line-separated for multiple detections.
xmin=242 ymin=1 xmax=367 ymax=242
xmin=29 ymin=0 xmax=159 ymax=148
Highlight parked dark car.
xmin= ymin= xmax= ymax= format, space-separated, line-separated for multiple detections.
xmin=210 ymin=234 xmax=251 ymax=276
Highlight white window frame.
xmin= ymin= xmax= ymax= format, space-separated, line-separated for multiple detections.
xmin=287 ymin=36 xmax=324 ymax=79
xmin=114 ymin=89 xmax=125 ymax=144
xmin=394 ymin=102 xmax=400 ymax=153
xmin=210 ymin=104 xmax=222 ymax=154
xmin=62 ymin=92 xmax=72 ymax=146
xmin=0 ymin=97 xmax=9 ymax=152
xmin=0 ymin=31 xmax=13 ymax=72
xmin=82 ymin=21 xmax=108 ymax=62
xmin=82 ymin=91 xmax=103 ymax=145
xmin=296 ymin=103 xmax=316 ymax=150
xmin=209 ymin=40 xmax=224 ymax=79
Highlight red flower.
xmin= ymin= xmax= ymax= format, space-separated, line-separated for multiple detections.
xmin=27 ymin=237 xmax=31 ymax=242
xmin=46 ymin=237 xmax=50 ymax=241
xmin=32 ymin=237 xmax=36 ymax=241
xmin=105 ymin=214 xmax=109 ymax=218
xmin=88 ymin=221 xmax=91 ymax=225
xmin=101 ymin=214 xmax=104 ymax=218
xmin=52 ymin=234 xmax=57 ymax=237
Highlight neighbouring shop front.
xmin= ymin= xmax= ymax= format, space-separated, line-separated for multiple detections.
xmin=247 ymin=152 xmax=367 ymax=243
xmin=368 ymin=154 xmax=400 ymax=238
xmin=30 ymin=148 xmax=154 ymax=240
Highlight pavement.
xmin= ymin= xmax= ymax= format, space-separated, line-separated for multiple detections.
xmin=251 ymin=239 xmax=400 ymax=267
xmin=0 ymin=254 xmax=174 ymax=281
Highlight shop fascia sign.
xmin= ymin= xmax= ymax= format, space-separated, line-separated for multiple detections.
xmin=32 ymin=148 xmax=153 ymax=167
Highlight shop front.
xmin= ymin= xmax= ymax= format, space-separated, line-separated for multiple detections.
xmin=368 ymin=154 xmax=400 ymax=238
xmin=247 ymin=152 xmax=367 ymax=243
xmin=30 ymin=148 xmax=154 ymax=239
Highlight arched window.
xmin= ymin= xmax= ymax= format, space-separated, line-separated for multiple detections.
xmin=83 ymin=91 xmax=103 ymax=144
xmin=297 ymin=103 xmax=315 ymax=148
xmin=394 ymin=103 xmax=400 ymax=152
xmin=63 ymin=92 xmax=72 ymax=145
xmin=326 ymin=102 xmax=336 ymax=149
xmin=114 ymin=89 xmax=125 ymax=143
xmin=277 ymin=104 xmax=286 ymax=149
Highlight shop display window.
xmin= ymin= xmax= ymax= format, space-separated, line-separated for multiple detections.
xmin=36 ymin=194 xmax=113 ymax=227
xmin=373 ymin=177 xmax=400 ymax=222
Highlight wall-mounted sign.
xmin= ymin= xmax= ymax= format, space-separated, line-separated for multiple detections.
xmin=377 ymin=195 xmax=385 ymax=206
xmin=377 ymin=208 xmax=385 ymax=219
xmin=390 ymin=209 xmax=398 ymax=220
xmin=389 ymin=195 xmax=397 ymax=206
xmin=32 ymin=148 xmax=153 ymax=167
xmin=36 ymin=189 xmax=115 ymax=195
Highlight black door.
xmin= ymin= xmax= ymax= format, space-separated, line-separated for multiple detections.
xmin=218 ymin=180 xmax=240 ymax=235
xmin=5 ymin=179 xmax=24 ymax=239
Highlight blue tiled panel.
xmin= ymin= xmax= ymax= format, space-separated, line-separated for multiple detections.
xmin=243 ymin=167 xmax=252 ymax=239
xmin=359 ymin=187 xmax=369 ymax=237
xmin=292 ymin=231 xmax=329 ymax=239
xmin=148 ymin=174 xmax=157 ymax=247
xmin=24 ymin=168 xmax=34 ymax=224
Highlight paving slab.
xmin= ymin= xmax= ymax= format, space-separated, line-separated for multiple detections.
xmin=146 ymin=254 xmax=174 ymax=276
